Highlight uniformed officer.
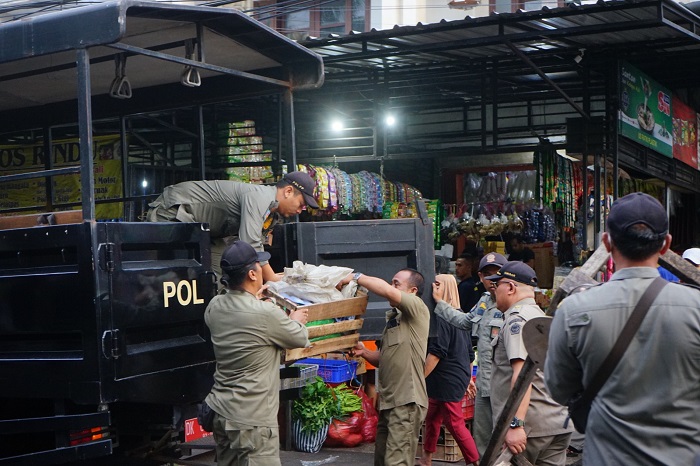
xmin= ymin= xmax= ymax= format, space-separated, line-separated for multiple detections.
xmin=487 ymin=261 xmax=572 ymax=466
xmin=433 ymin=252 xmax=507 ymax=455
xmin=545 ymin=192 xmax=700 ymax=465
xmin=146 ymin=171 xmax=319 ymax=281
xmin=341 ymin=268 xmax=430 ymax=466
xmin=203 ymin=241 xmax=310 ymax=466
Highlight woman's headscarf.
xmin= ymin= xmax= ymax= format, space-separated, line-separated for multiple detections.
xmin=435 ymin=273 xmax=461 ymax=309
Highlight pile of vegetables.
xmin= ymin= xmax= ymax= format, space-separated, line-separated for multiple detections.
xmin=292 ymin=377 xmax=378 ymax=447
xmin=292 ymin=377 xmax=342 ymax=434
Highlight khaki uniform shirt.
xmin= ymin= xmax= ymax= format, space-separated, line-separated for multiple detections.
xmin=545 ymin=268 xmax=700 ymax=465
xmin=378 ymin=292 xmax=430 ymax=411
xmin=148 ymin=180 xmax=278 ymax=252
xmin=204 ymin=290 xmax=309 ymax=429
xmin=491 ymin=298 xmax=571 ymax=438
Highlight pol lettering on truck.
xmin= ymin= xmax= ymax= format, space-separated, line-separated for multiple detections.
xmin=163 ymin=279 xmax=205 ymax=307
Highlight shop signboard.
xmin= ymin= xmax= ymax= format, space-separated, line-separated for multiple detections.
xmin=619 ymin=62 xmax=673 ymax=157
xmin=697 ymin=113 xmax=700 ymax=170
xmin=672 ymin=96 xmax=698 ymax=169
xmin=0 ymin=135 xmax=124 ymax=219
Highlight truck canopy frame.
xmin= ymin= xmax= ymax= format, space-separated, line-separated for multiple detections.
xmin=0 ymin=0 xmax=324 ymax=220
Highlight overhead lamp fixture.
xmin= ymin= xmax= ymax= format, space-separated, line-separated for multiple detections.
xmin=142 ymin=179 xmax=148 ymax=189
xmin=574 ymin=48 xmax=585 ymax=64
xmin=385 ymin=114 xmax=396 ymax=127
xmin=331 ymin=120 xmax=344 ymax=132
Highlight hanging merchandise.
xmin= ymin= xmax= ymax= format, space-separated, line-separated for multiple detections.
xmin=537 ymin=146 xmax=583 ymax=230
xmin=298 ymin=164 xmax=423 ymax=221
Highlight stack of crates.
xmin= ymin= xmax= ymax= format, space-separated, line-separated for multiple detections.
xmin=296 ymin=358 xmax=358 ymax=384
xmin=416 ymin=423 xmax=463 ymax=463
xmin=280 ymin=363 xmax=319 ymax=390
xmin=461 ymin=392 xmax=475 ymax=420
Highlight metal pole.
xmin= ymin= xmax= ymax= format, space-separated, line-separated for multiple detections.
xmin=120 ymin=116 xmax=129 ymax=220
xmin=283 ymin=89 xmax=297 ymax=171
xmin=77 ymin=48 xmax=95 ymax=221
xmin=43 ymin=126 xmax=54 ymax=211
xmin=197 ymin=105 xmax=206 ymax=179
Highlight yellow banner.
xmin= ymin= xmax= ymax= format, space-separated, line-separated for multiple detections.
xmin=0 ymin=135 xmax=124 ymax=219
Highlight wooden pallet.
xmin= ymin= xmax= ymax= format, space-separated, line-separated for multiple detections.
xmin=266 ymin=289 xmax=368 ymax=363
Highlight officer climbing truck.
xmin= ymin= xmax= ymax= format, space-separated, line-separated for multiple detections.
xmin=0 ymin=1 xmax=323 ymax=464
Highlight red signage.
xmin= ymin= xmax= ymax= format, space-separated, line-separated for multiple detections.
xmin=672 ymin=96 xmax=698 ymax=169
xmin=184 ymin=417 xmax=213 ymax=443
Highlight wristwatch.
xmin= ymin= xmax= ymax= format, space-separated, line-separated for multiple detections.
xmin=510 ymin=417 xmax=525 ymax=429
xmin=352 ymin=272 xmax=363 ymax=282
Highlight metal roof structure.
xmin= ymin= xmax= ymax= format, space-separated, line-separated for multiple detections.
xmin=0 ymin=0 xmax=324 ymax=121
xmin=290 ymin=0 xmax=700 ymax=193
xmin=0 ymin=0 xmax=325 ymax=219
xmin=303 ymin=0 xmax=700 ymax=91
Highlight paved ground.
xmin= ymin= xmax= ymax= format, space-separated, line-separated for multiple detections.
xmin=180 ymin=439 xmax=582 ymax=465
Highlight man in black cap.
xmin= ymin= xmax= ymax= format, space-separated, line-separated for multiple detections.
xmin=203 ymin=241 xmax=310 ymax=466
xmin=545 ymin=192 xmax=700 ymax=465
xmin=146 ymin=171 xmax=319 ymax=281
xmin=487 ymin=261 xmax=572 ymax=465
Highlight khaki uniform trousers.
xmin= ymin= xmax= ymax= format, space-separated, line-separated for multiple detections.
xmin=374 ymin=402 xmax=426 ymax=466
xmin=472 ymin=392 xmax=493 ymax=456
xmin=212 ymin=413 xmax=281 ymax=466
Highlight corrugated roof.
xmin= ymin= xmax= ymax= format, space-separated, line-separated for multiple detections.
xmin=301 ymin=0 xmax=700 ymax=90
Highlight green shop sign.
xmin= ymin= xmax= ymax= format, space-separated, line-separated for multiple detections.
xmin=618 ymin=62 xmax=672 ymax=157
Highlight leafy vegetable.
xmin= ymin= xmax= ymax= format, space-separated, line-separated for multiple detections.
xmin=293 ymin=377 xmax=341 ymax=433
xmin=292 ymin=378 xmax=364 ymax=433
xmin=333 ymin=383 xmax=363 ymax=417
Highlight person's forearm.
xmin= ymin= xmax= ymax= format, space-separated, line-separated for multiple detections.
xmin=356 ymin=274 xmax=400 ymax=304
xmin=434 ymin=301 xmax=472 ymax=329
xmin=262 ymin=263 xmax=281 ymax=282
xmin=359 ymin=348 xmax=380 ymax=367
xmin=424 ymin=353 xmax=440 ymax=377
xmin=511 ymin=359 xmax=531 ymax=421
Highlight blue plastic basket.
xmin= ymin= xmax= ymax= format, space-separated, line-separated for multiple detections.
xmin=297 ymin=358 xmax=358 ymax=383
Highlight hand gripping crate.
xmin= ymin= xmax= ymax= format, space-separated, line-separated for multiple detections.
xmin=267 ymin=290 xmax=368 ymax=363
xmin=416 ymin=423 xmax=464 ymax=463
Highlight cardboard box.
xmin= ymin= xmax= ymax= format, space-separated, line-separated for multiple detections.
xmin=529 ymin=242 xmax=554 ymax=289
xmin=267 ymin=291 xmax=368 ymax=363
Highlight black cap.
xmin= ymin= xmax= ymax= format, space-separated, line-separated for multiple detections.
xmin=282 ymin=171 xmax=319 ymax=209
xmin=479 ymin=252 xmax=507 ymax=271
xmin=606 ymin=192 xmax=668 ymax=237
xmin=485 ymin=260 xmax=538 ymax=286
xmin=220 ymin=241 xmax=271 ymax=272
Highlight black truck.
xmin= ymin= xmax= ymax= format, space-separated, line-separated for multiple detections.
xmin=0 ymin=2 xmax=435 ymax=464
xmin=0 ymin=2 xmax=324 ymax=464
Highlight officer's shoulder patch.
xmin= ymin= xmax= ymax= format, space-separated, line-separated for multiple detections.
xmin=510 ymin=323 xmax=521 ymax=335
xmin=569 ymin=313 xmax=591 ymax=327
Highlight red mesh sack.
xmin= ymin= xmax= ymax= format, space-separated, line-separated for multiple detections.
xmin=324 ymin=412 xmax=363 ymax=447
xmin=358 ymin=389 xmax=378 ymax=443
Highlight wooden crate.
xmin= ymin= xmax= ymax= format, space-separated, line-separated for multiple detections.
xmin=267 ymin=290 xmax=368 ymax=363
xmin=416 ymin=423 xmax=464 ymax=463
